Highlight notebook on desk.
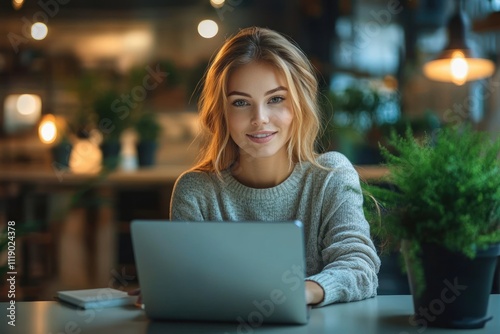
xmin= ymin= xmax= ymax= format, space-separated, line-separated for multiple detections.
xmin=130 ymin=220 xmax=309 ymax=325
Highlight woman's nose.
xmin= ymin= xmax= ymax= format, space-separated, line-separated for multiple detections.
xmin=251 ymin=105 xmax=269 ymax=125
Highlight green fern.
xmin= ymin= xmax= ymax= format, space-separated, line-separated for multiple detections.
xmin=363 ymin=125 xmax=500 ymax=294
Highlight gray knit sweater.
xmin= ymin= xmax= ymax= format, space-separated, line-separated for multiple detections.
xmin=170 ymin=151 xmax=381 ymax=307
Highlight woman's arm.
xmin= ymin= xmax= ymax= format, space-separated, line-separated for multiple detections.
xmin=306 ymin=155 xmax=381 ymax=307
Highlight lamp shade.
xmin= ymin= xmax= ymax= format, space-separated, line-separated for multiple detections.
xmin=423 ymin=9 xmax=495 ymax=85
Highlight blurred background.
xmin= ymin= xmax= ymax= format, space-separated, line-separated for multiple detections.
xmin=0 ymin=0 xmax=499 ymax=301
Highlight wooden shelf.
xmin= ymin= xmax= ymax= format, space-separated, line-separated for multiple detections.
xmin=0 ymin=163 xmax=388 ymax=186
xmin=0 ymin=164 xmax=190 ymax=186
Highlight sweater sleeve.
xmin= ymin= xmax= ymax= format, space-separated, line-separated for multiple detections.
xmin=306 ymin=154 xmax=381 ymax=307
xmin=170 ymin=171 xmax=208 ymax=221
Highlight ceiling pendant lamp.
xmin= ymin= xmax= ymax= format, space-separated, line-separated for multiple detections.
xmin=423 ymin=5 xmax=495 ymax=86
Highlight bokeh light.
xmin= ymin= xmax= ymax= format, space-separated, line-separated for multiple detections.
xmin=31 ymin=22 xmax=48 ymax=40
xmin=198 ymin=20 xmax=218 ymax=39
xmin=16 ymin=94 xmax=41 ymax=115
xmin=210 ymin=0 xmax=225 ymax=8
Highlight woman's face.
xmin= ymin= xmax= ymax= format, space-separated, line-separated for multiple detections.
xmin=226 ymin=61 xmax=293 ymax=162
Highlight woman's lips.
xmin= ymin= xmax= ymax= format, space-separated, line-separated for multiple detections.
xmin=246 ymin=131 xmax=277 ymax=144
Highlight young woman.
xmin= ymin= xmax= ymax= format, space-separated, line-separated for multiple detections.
xmin=169 ymin=27 xmax=380 ymax=307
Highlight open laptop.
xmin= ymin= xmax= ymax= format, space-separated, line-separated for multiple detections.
xmin=130 ymin=220 xmax=308 ymax=325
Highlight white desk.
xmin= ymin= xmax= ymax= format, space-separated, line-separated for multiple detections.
xmin=1 ymin=295 xmax=499 ymax=334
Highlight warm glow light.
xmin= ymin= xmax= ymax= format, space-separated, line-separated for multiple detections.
xmin=450 ymin=51 xmax=468 ymax=85
xmin=210 ymin=0 xmax=225 ymax=8
xmin=123 ymin=31 xmax=153 ymax=52
xmin=16 ymin=94 xmax=40 ymax=115
xmin=69 ymin=133 xmax=102 ymax=174
xmin=31 ymin=22 xmax=48 ymax=40
xmin=423 ymin=52 xmax=495 ymax=85
xmin=198 ymin=20 xmax=218 ymax=39
xmin=72 ymin=28 xmax=154 ymax=71
xmin=12 ymin=0 xmax=24 ymax=10
xmin=39 ymin=115 xmax=57 ymax=144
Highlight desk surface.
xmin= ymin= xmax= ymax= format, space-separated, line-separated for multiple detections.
xmin=1 ymin=295 xmax=499 ymax=334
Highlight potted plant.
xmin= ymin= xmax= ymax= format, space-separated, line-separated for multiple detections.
xmin=133 ymin=111 xmax=162 ymax=167
xmin=364 ymin=125 xmax=500 ymax=329
xmin=93 ymin=90 xmax=129 ymax=170
xmin=51 ymin=132 xmax=73 ymax=171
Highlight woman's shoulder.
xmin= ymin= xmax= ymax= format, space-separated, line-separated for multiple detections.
xmin=316 ymin=151 xmax=355 ymax=171
xmin=177 ymin=169 xmax=212 ymax=183
xmin=313 ymin=152 xmax=362 ymax=193
xmin=311 ymin=152 xmax=360 ymax=186
xmin=174 ymin=169 xmax=217 ymax=189
xmin=172 ymin=169 xmax=222 ymax=202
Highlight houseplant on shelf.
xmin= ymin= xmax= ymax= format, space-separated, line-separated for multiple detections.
xmin=133 ymin=111 xmax=162 ymax=167
xmin=364 ymin=125 xmax=500 ymax=329
xmin=50 ymin=132 xmax=73 ymax=171
xmin=93 ymin=90 xmax=129 ymax=170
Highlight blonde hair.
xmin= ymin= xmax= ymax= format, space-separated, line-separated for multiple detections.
xmin=193 ymin=27 xmax=321 ymax=175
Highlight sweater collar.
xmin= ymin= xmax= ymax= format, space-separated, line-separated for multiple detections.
xmin=221 ymin=162 xmax=306 ymax=200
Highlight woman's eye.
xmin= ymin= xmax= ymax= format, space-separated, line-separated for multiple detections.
xmin=269 ymin=96 xmax=284 ymax=104
xmin=232 ymin=100 xmax=249 ymax=107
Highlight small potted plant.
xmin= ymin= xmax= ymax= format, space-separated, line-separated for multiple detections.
xmin=364 ymin=125 xmax=500 ymax=329
xmin=51 ymin=132 xmax=73 ymax=171
xmin=93 ymin=90 xmax=129 ymax=170
xmin=133 ymin=111 xmax=162 ymax=167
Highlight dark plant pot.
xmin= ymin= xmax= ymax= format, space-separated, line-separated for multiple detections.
xmin=136 ymin=141 xmax=158 ymax=167
xmin=404 ymin=241 xmax=500 ymax=329
xmin=51 ymin=143 xmax=73 ymax=170
xmin=100 ymin=142 xmax=121 ymax=170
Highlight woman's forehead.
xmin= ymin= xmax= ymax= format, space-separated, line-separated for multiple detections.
xmin=226 ymin=61 xmax=288 ymax=91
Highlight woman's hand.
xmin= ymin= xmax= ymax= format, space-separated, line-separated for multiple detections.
xmin=128 ymin=288 xmax=143 ymax=308
xmin=305 ymin=281 xmax=324 ymax=305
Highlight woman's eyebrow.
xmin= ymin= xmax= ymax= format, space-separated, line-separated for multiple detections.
xmin=265 ymin=86 xmax=288 ymax=96
xmin=227 ymin=91 xmax=251 ymax=97
xmin=227 ymin=86 xmax=288 ymax=97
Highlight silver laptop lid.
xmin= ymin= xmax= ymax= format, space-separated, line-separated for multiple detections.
xmin=131 ymin=220 xmax=308 ymax=325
